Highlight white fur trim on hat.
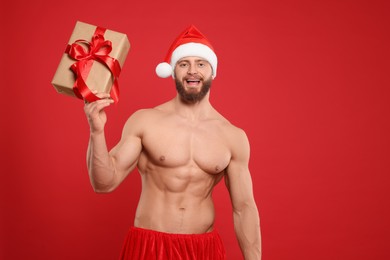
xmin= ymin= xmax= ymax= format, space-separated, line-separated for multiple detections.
xmin=170 ymin=42 xmax=218 ymax=78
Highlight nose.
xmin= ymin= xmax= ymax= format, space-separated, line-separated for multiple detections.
xmin=187 ymin=64 xmax=198 ymax=75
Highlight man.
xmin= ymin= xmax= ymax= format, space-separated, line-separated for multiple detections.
xmin=84 ymin=25 xmax=261 ymax=259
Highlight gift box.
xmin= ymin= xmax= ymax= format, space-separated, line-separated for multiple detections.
xmin=51 ymin=21 xmax=130 ymax=102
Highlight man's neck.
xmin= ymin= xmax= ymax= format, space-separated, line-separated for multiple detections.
xmin=173 ymin=94 xmax=213 ymax=121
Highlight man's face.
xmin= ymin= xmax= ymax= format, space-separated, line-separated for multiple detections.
xmin=174 ymin=56 xmax=213 ymax=103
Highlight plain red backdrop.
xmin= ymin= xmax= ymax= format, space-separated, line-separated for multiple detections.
xmin=1 ymin=0 xmax=389 ymax=259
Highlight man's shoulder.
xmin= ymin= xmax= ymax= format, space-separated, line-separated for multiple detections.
xmin=125 ymin=100 xmax=176 ymax=128
xmin=133 ymin=100 xmax=174 ymax=116
xmin=212 ymin=113 xmax=246 ymax=137
xmin=129 ymin=103 xmax=172 ymax=120
xmin=208 ymin=116 xmax=248 ymax=150
xmin=122 ymin=107 xmax=167 ymax=135
xmin=223 ymin=122 xmax=247 ymax=141
xmin=122 ymin=107 xmax=160 ymax=128
xmin=217 ymin=120 xmax=250 ymax=157
xmin=131 ymin=107 xmax=162 ymax=117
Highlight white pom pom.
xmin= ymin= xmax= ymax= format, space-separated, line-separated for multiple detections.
xmin=155 ymin=62 xmax=172 ymax=78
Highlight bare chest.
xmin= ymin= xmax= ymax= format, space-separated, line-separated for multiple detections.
xmin=141 ymin=120 xmax=231 ymax=174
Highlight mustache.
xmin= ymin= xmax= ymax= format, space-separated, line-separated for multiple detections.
xmin=184 ymin=75 xmax=202 ymax=80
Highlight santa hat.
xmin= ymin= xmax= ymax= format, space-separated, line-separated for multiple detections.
xmin=155 ymin=25 xmax=218 ymax=78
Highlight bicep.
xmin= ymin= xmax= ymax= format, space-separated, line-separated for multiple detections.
xmin=109 ymin=114 xmax=143 ymax=179
xmin=110 ymin=135 xmax=142 ymax=175
xmin=225 ymin=130 xmax=255 ymax=211
xmin=226 ymin=161 xmax=255 ymax=212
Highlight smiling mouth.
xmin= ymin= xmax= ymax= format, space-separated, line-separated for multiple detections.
xmin=185 ymin=79 xmax=201 ymax=86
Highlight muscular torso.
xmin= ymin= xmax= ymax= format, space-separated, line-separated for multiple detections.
xmin=133 ymin=103 xmax=233 ymax=234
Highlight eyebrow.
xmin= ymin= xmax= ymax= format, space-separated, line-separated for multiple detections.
xmin=178 ymin=59 xmax=207 ymax=63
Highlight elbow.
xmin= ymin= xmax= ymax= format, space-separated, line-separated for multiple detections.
xmin=93 ymin=187 xmax=114 ymax=194
xmin=88 ymin=168 xmax=119 ymax=194
xmin=91 ymin=182 xmax=117 ymax=194
xmin=233 ymin=200 xmax=258 ymax=215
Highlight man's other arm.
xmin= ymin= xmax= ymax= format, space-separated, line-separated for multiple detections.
xmin=225 ymin=128 xmax=261 ymax=260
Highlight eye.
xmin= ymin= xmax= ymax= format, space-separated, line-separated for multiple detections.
xmin=198 ymin=63 xmax=205 ymax=68
xmin=179 ymin=63 xmax=188 ymax=68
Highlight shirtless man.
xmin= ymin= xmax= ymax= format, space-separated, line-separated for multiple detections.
xmin=84 ymin=25 xmax=261 ymax=259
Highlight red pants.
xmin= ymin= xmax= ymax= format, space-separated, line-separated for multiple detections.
xmin=119 ymin=227 xmax=226 ymax=260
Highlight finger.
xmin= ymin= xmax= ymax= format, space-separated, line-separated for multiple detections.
xmin=94 ymin=100 xmax=113 ymax=110
xmin=85 ymin=99 xmax=112 ymax=114
xmin=95 ymin=92 xmax=112 ymax=99
xmin=84 ymin=95 xmax=113 ymax=108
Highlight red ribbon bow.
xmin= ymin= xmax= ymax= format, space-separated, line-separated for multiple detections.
xmin=65 ymin=26 xmax=121 ymax=103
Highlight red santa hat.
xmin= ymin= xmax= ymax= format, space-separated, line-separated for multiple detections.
xmin=155 ymin=25 xmax=218 ymax=78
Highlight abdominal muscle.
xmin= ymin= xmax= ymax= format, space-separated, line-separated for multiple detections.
xmin=133 ymin=157 xmax=224 ymax=234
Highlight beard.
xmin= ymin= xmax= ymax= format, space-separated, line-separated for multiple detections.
xmin=175 ymin=76 xmax=212 ymax=104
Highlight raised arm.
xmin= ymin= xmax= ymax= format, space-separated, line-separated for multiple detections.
xmin=84 ymin=93 xmax=142 ymax=193
xmin=225 ymin=128 xmax=261 ymax=260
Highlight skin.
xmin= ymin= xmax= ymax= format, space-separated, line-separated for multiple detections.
xmin=84 ymin=57 xmax=262 ymax=259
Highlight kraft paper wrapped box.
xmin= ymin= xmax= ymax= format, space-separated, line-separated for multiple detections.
xmin=51 ymin=21 xmax=130 ymax=102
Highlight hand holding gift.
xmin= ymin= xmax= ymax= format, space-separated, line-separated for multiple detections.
xmin=84 ymin=92 xmax=113 ymax=134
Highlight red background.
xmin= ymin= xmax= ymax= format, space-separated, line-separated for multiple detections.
xmin=1 ymin=0 xmax=389 ymax=259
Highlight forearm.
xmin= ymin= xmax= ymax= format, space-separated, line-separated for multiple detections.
xmin=233 ymin=204 xmax=262 ymax=260
xmin=87 ymin=132 xmax=117 ymax=192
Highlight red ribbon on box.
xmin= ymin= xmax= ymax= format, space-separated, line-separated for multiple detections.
xmin=65 ymin=26 xmax=121 ymax=103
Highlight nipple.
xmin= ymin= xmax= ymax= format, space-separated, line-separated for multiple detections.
xmin=159 ymin=156 xmax=165 ymax=162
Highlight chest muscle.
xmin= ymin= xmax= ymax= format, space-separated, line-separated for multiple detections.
xmin=141 ymin=121 xmax=231 ymax=174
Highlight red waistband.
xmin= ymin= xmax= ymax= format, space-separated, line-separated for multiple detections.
xmin=130 ymin=226 xmax=219 ymax=238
